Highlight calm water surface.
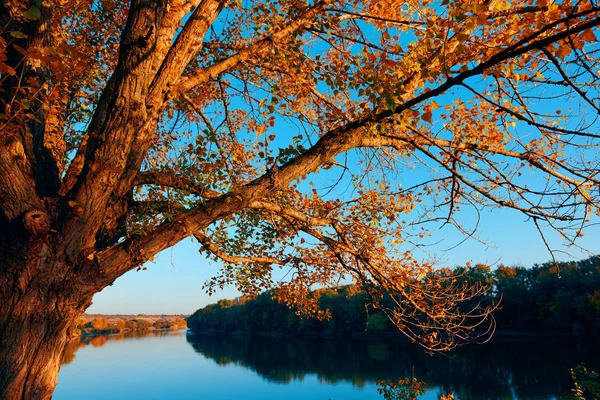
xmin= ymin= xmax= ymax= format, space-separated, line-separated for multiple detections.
xmin=54 ymin=330 xmax=599 ymax=400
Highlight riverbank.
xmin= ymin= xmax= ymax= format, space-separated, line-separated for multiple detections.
xmin=74 ymin=314 xmax=187 ymax=337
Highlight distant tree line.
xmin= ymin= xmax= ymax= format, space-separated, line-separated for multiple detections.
xmin=187 ymin=256 xmax=600 ymax=339
xmin=75 ymin=317 xmax=187 ymax=336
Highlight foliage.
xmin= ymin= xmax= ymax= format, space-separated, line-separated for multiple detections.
xmin=133 ymin=319 xmax=152 ymax=330
xmin=110 ymin=319 xmax=125 ymax=331
xmin=188 ymin=255 xmax=600 ymax=338
xmin=561 ymin=364 xmax=600 ymax=400
xmin=124 ymin=320 xmax=138 ymax=332
xmin=188 ymin=286 xmax=373 ymax=334
xmin=90 ymin=318 xmax=109 ymax=331
xmin=376 ymin=377 xmax=459 ymax=400
xmin=154 ymin=319 xmax=170 ymax=330
xmin=153 ymin=317 xmax=187 ymax=330
xmin=76 ymin=316 xmax=186 ymax=335
xmin=377 ymin=377 xmax=427 ymax=400
xmin=492 ymin=256 xmax=600 ymax=335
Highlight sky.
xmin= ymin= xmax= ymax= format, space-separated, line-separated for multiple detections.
xmin=86 ymin=3 xmax=600 ymax=316
xmin=87 ymin=187 xmax=600 ymax=315
xmin=88 ymin=83 xmax=600 ymax=316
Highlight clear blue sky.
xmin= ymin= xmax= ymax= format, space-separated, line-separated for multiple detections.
xmin=87 ymin=14 xmax=600 ymax=315
xmin=87 ymin=103 xmax=600 ymax=315
xmin=87 ymin=191 xmax=600 ymax=315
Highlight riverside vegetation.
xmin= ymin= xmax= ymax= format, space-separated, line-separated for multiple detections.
xmin=52 ymin=257 xmax=600 ymax=400
xmin=188 ymin=256 xmax=600 ymax=339
xmin=187 ymin=256 xmax=600 ymax=399
xmin=73 ymin=315 xmax=187 ymax=336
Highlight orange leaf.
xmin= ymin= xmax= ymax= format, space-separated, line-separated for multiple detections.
xmin=422 ymin=106 xmax=433 ymax=123
xmin=580 ymin=29 xmax=597 ymax=43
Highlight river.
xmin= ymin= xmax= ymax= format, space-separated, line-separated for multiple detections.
xmin=53 ymin=330 xmax=599 ymax=399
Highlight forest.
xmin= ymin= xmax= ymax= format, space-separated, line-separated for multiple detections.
xmin=188 ymin=256 xmax=600 ymax=339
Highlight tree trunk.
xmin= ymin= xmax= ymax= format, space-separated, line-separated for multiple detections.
xmin=0 ymin=311 xmax=71 ymax=400
xmin=0 ymin=243 xmax=92 ymax=400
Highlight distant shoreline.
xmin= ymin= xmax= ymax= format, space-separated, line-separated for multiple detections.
xmin=79 ymin=326 xmax=186 ymax=337
xmin=73 ymin=315 xmax=187 ymax=337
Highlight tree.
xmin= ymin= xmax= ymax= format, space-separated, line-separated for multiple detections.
xmin=134 ymin=319 xmax=152 ymax=330
xmin=90 ymin=318 xmax=109 ymax=331
xmin=170 ymin=317 xmax=187 ymax=329
xmin=153 ymin=319 xmax=169 ymax=329
xmin=1 ymin=0 xmax=599 ymax=398
xmin=111 ymin=318 xmax=126 ymax=332
xmin=124 ymin=319 xmax=138 ymax=332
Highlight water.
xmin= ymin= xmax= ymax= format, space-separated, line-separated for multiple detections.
xmin=54 ymin=330 xmax=599 ymax=399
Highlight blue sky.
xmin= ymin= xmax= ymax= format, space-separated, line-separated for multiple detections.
xmin=89 ymin=86 xmax=600 ymax=315
xmin=87 ymin=192 xmax=600 ymax=315
xmin=87 ymin=3 xmax=600 ymax=315
xmin=88 ymin=107 xmax=600 ymax=315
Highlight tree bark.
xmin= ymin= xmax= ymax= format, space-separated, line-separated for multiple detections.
xmin=0 ymin=242 xmax=92 ymax=400
xmin=0 ymin=310 xmax=71 ymax=400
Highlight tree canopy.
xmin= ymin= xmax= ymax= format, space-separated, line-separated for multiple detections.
xmin=1 ymin=0 xmax=600 ymax=380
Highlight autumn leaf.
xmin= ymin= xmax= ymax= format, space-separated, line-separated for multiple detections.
xmin=421 ymin=106 xmax=433 ymax=123
xmin=9 ymin=31 xmax=28 ymax=39
xmin=580 ymin=29 xmax=597 ymax=42
xmin=23 ymin=6 xmax=41 ymax=21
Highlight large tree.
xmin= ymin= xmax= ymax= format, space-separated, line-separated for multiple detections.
xmin=1 ymin=0 xmax=599 ymax=398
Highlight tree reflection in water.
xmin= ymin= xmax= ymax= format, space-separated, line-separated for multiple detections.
xmin=60 ymin=331 xmax=599 ymax=400
xmin=186 ymin=334 xmax=600 ymax=400
xmin=61 ymin=330 xmax=186 ymax=365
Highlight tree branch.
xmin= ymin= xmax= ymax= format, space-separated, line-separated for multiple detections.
xmin=175 ymin=0 xmax=331 ymax=93
xmin=194 ymin=231 xmax=288 ymax=265
xmin=134 ymin=170 xmax=222 ymax=199
xmin=248 ymin=201 xmax=333 ymax=227
xmin=94 ymin=7 xmax=600 ymax=286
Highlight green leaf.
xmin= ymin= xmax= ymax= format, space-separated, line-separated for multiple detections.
xmin=386 ymin=98 xmax=396 ymax=111
xmin=9 ymin=31 xmax=28 ymax=39
xmin=23 ymin=5 xmax=41 ymax=20
xmin=455 ymin=33 xmax=469 ymax=42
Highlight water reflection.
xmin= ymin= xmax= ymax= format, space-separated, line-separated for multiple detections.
xmin=62 ymin=330 xmax=186 ymax=365
xmin=60 ymin=331 xmax=599 ymax=400
xmin=186 ymin=334 xmax=600 ymax=400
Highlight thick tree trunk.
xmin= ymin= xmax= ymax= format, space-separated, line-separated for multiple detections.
xmin=0 ymin=308 xmax=73 ymax=399
xmin=0 ymin=243 xmax=92 ymax=400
